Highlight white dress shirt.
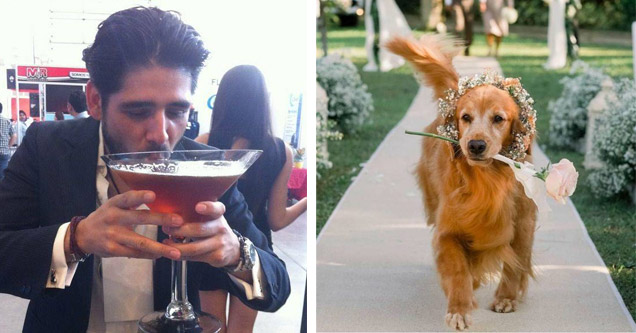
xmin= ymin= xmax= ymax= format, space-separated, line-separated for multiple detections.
xmin=75 ymin=111 xmax=90 ymax=119
xmin=47 ymin=124 xmax=265 ymax=332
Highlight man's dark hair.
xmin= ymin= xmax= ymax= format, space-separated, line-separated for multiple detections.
xmin=67 ymin=91 xmax=87 ymax=113
xmin=19 ymin=110 xmax=26 ymax=117
xmin=82 ymin=7 xmax=209 ymax=107
xmin=0 ymin=102 xmax=3 ymax=114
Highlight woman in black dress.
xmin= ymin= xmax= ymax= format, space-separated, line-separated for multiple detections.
xmin=196 ymin=65 xmax=307 ymax=332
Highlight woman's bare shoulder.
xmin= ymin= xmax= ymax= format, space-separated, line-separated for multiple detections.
xmin=194 ymin=133 xmax=209 ymax=144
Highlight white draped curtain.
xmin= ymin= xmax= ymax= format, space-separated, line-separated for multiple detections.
xmin=364 ymin=0 xmax=412 ymax=72
xmin=544 ymin=0 xmax=567 ymax=70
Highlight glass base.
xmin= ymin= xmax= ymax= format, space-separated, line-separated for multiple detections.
xmin=138 ymin=311 xmax=222 ymax=333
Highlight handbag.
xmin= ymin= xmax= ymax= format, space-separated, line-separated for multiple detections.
xmin=501 ymin=7 xmax=518 ymax=24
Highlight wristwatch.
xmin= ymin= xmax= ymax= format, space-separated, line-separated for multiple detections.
xmin=68 ymin=251 xmax=90 ymax=263
xmin=225 ymin=229 xmax=256 ymax=272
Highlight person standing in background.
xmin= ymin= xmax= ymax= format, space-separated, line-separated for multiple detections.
xmin=16 ymin=110 xmax=29 ymax=146
xmin=565 ymin=0 xmax=581 ymax=60
xmin=183 ymin=108 xmax=200 ymax=140
xmin=67 ymin=90 xmax=89 ymax=119
xmin=196 ymin=65 xmax=307 ymax=332
xmin=480 ymin=0 xmax=514 ymax=57
xmin=446 ymin=0 xmax=475 ymax=56
xmin=54 ymin=110 xmax=65 ymax=121
xmin=0 ymin=102 xmax=17 ymax=180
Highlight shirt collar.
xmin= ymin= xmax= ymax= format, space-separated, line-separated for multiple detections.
xmin=97 ymin=122 xmax=106 ymax=176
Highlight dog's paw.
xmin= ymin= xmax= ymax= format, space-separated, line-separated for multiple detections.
xmin=445 ymin=312 xmax=472 ymax=331
xmin=490 ymin=298 xmax=517 ymax=313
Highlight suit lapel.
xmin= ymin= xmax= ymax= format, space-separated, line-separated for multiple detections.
xmin=59 ymin=119 xmax=100 ymax=218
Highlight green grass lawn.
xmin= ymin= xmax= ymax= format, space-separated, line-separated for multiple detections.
xmin=317 ymin=25 xmax=635 ymax=319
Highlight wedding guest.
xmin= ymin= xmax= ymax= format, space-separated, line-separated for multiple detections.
xmin=565 ymin=0 xmax=581 ymax=59
xmin=480 ymin=0 xmax=514 ymax=57
xmin=447 ymin=0 xmax=475 ymax=56
xmin=196 ymin=65 xmax=307 ymax=332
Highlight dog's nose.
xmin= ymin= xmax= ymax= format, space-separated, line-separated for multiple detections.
xmin=468 ymin=140 xmax=487 ymax=154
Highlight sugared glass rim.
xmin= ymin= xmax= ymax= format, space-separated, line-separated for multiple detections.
xmin=101 ymin=149 xmax=263 ymax=159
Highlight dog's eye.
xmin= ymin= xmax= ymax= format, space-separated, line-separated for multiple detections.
xmin=461 ymin=114 xmax=471 ymax=122
xmin=493 ymin=115 xmax=504 ymax=123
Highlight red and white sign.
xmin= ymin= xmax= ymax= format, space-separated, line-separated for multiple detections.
xmin=17 ymin=66 xmax=89 ymax=82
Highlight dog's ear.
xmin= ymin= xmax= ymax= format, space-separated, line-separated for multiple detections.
xmin=504 ymin=78 xmax=534 ymax=156
xmin=511 ymin=115 xmax=535 ymax=156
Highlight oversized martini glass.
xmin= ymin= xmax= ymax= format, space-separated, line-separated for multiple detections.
xmin=101 ymin=149 xmax=261 ymax=333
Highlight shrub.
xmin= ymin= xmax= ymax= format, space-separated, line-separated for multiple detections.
xmin=577 ymin=0 xmax=635 ymax=32
xmin=317 ymin=54 xmax=374 ymax=134
xmin=317 ymin=82 xmax=343 ymax=178
xmin=548 ymin=61 xmax=608 ymax=149
xmin=395 ymin=0 xmax=634 ymax=31
xmin=588 ymin=78 xmax=636 ymax=198
xmin=395 ymin=0 xmax=420 ymax=16
xmin=516 ymin=0 xmax=549 ymax=27
xmin=508 ymin=0 xmax=634 ymax=31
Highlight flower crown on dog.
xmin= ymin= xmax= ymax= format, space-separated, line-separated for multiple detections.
xmin=434 ymin=71 xmax=537 ymax=161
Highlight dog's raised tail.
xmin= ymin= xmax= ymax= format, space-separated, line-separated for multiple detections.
xmin=385 ymin=35 xmax=461 ymax=99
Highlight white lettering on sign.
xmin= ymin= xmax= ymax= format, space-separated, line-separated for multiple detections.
xmin=26 ymin=67 xmax=48 ymax=80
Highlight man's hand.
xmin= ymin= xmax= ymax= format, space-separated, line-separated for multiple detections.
xmin=480 ymin=2 xmax=487 ymax=12
xmin=161 ymin=201 xmax=241 ymax=269
xmin=65 ymin=190 xmax=183 ymax=261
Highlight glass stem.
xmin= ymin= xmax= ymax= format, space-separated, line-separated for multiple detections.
xmin=165 ymin=238 xmax=196 ymax=321
xmin=172 ymin=259 xmax=188 ymax=304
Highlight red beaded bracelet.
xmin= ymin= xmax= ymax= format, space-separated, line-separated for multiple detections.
xmin=69 ymin=216 xmax=89 ymax=262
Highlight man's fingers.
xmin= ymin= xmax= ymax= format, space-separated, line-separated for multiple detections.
xmin=116 ymin=209 xmax=183 ymax=228
xmin=162 ymin=220 xmax=224 ymax=238
xmin=164 ymin=237 xmax=220 ymax=259
xmin=195 ymin=201 xmax=225 ymax=219
xmin=119 ymin=233 xmax=181 ymax=260
xmin=103 ymin=245 xmax=163 ymax=260
xmin=108 ymin=190 xmax=155 ymax=209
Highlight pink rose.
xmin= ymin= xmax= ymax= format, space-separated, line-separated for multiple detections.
xmin=545 ymin=159 xmax=579 ymax=204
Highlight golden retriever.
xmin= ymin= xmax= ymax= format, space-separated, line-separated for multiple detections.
xmin=387 ymin=36 xmax=537 ymax=330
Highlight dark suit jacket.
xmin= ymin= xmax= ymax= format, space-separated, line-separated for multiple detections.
xmin=0 ymin=117 xmax=290 ymax=332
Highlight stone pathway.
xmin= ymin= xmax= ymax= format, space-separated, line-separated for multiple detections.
xmin=317 ymin=56 xmax=636 ymax=332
